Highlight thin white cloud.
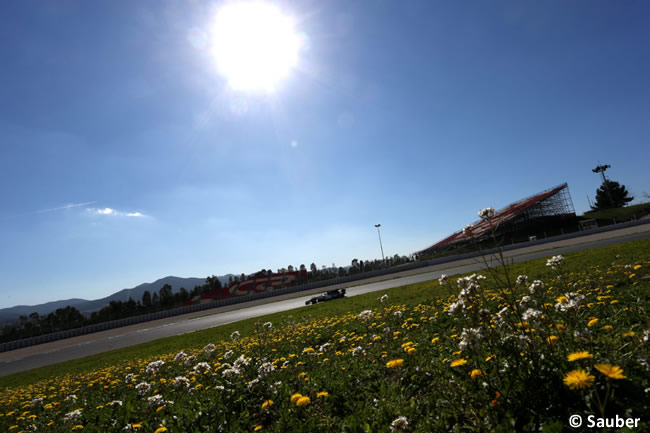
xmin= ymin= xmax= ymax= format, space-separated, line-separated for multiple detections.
xmin=2 ymin=201 xmax=98 ymax=220
xmin=88 ymin=207 xmax=147 ymax=218
xmin=35 ymin=201 xmax=97 ymax=214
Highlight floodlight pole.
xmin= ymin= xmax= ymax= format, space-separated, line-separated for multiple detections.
xmin=374 ymin=224 xmax=385 ymax=265
xmin=592 ymin=164 xmax=614 ymax=206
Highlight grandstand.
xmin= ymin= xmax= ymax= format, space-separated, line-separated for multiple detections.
xmin=417 ymin=183 xmax=578 ymax=258
xmin=186 ymin=270 xmax=308 ymax=305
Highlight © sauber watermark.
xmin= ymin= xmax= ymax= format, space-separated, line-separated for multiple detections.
xmin=569 ymin=414 xmax=641 ymax=429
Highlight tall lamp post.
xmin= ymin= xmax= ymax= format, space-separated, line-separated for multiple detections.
xmin=374 ymin=224 xmax=385 ymax=265
xmin=592 ymin=164 xmax=613 ymax=207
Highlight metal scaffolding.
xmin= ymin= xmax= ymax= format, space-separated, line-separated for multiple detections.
xmin=417 ymin=183 xmax=578 ymax=257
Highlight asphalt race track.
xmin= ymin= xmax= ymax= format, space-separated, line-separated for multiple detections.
xmin=1 ymin=225 xmax=649 ymax=377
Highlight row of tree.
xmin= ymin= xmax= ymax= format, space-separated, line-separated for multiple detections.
xmin=1 ymin=254 xmax=416 ymax=344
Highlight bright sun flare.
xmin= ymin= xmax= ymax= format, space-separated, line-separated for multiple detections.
xmin=212 ymin=1 xmax=301 ymax=92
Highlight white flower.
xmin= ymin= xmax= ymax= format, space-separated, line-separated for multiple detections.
xmin=390 ymin=416 xmax=409 ymax=432
xmin=135 ymin=382 xmax=152 ymax=395
xmin=247 ymin=378 xmax=260 ymax=389
xmin=448 ymin=299 xmax=465 ymax=316
xmin=555 ymin=292 xmax=586 ymax=312
xmin=263 ymin=322 xmax=273 ymax=330
xmin=233 ymin=355 xmax=250 ymax=370
xmin=230 ymin=331 xmax=240 ymax=341
xmin=319 ymin=342 xmax=331 ymax=352
xmin=459 ymin=327 xmax=483 ymax=351
xmin=65 ymin=394 xmax=78 ymax=402
xmin=519 ymin=296 xmax=535 ymax=309
xmin=438 ymin=274 xmax=449 ymax=285
xmin=462 ymin=224 xmax=473 ymax=235
xmin=107 ymin=400 xmax=123 ymax=406
xmin=478 ymin=207 xmax=495 ymax=219
xmin=393 ymin=310 xmax=403 ymax=318
xmin=63 ymin=409 xmax=83 ymax=423
xmin=521 ymin=308 xmax=542 ymax=321
xmin=359 ymin=310 xmax=374 ymax=320
xmin=145 ymin=360 xmax=165 ymax=375
xmin=183 ymin=355 xmax=197 ymax=365
xmin=173 ymin=351 xmax=188 ymax=362
xmin=378 ymin=294 xmax=389 ymax=304
xmin=528 ymin=280 xmax=544 ymax=294
xmin=352 ymin=346 xmax=365 ymax=356
xmin=516 ymin=275 xmax=528 ymax=286
xmin=222 ymin=367 xmax=240 ymax=378
xmin=258 ymin=362 xmax=275 ymax=377
xmin=193 ymin=362 xmax=211 ymax=374
xmin=173 ymin=376 xmax=190 ymax=388
xmin=223 ymin=350 xmax=234 ymax=360
xmin=203 ymin=343 xmax=216 ymax=354
xmin=493 ymin=306 xmax=509 ymax=327
xmin=546 ymin=255 xmax=564 ymax=270
xmin=31 ymin=398 xmax=43 ymax=407
xmin=147 ymin=394 xmax=164 ymax=406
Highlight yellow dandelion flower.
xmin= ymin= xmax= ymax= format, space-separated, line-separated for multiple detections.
xmin=132 ymin=423 xmax=142 ymax=429
xmin=623 ymin=331 xmax=635 ymax=337
xmin=72 ymin=426 xmax=84 ymax=431
xmin=628 ymin=273 xmax=636 ymax=278
xmin=547 ymin=335 xmax=560 ymax=344
xmin=317 ymin=391 xmax=329 ymax=398
xmin=470 ymin=369 xmax=483 ymax=379
xmin=485 ymin=354 xmax=495 ymax=361
xmin=156 ymin=406 xmax=164 ymax=413
xmin=587 ymin=318 xmax=599 ymax=327
xmin=431 ymin=337 xmax=439 ymax=343
xmin=296 ymin=396 xmax=311 ymax=407
xmin=407 ymin=347 xmax=416 ymax=356
xmin=254 ymin=426 xmax=263 ymax=431
xmin=556 ymin=323 xmax=565 ymax=332
xmin=450 ymin=359 xmax=467 ymax=367
xmin=567 ymin=351 xmax=593 ymax=362
xmin=386 ymin=359 xmax=404 ymax=368
xmin=603 ymin=325 xmax=613 ymax=331
xmin=563 ymin=369 xmax=595 ymax=390
xmin=261 ymin=400 xmax=273 ymax=409
xmin=290 ymin=393 xmax=303 ymax=403
xmin=594 ymin=364 xmax=626 ymax=379
xmin=154 ymin=428 xmax=168 ymax=433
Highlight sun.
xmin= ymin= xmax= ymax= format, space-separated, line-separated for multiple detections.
xmin=212 ymin=1 xmax=301 ymax=93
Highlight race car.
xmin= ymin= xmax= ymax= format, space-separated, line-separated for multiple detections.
xmin=305 ymin=288 xmax=346 ymax=305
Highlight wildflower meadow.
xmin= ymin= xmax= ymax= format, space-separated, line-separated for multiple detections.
xmin=1 ymin=236 xmax=649 ymax=432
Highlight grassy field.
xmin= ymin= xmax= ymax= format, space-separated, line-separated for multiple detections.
xmin=1 ymin=238 xmax=648 ymax=432
xmin=582 ymin=202 xmax=650 ymax=222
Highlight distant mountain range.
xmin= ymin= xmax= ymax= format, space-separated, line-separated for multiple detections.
xmin=0 ymin=275 xmax=234 ymax=324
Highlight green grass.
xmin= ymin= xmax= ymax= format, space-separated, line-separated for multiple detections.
xmin=1 ymin=238 xmax=648 ymax=432
xmin=582 ymin=201 xmax=650 ymax=222
xmin=2 ymin=238 xmax=648 ymax=390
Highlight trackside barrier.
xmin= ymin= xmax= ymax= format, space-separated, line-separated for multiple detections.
xmin=1 ymin=218 xmax=649 ymax=353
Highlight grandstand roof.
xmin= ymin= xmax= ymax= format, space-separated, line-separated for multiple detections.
xmin=423 ymin=183 xmax=572 ymax=251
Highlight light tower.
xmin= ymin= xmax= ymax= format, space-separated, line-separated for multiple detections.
xmin=592 ymin=164 xmax=614 ymax=206
xmin=374 ymin=224 xmax=385 ymax=265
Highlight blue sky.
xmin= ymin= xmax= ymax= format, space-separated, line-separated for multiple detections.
xmin=1 ymin=0 xmax=649 ymax=308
